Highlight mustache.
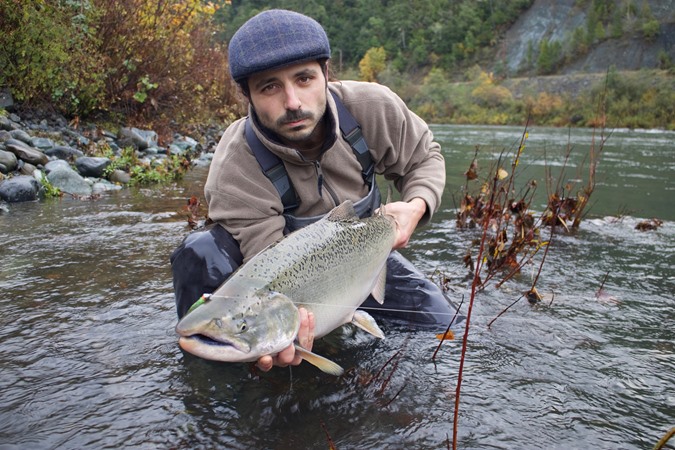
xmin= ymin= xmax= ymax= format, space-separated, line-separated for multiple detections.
xmin=277 ymin=110 xmax=314 ymax=126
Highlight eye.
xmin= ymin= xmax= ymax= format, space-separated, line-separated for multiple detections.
xmin=238 ymin=321 xmax=248 ymax=333
xmin=260 ymin=83 xmax=279 ymax=94
xmin=297 ymin=75 xmax=314 ymax=86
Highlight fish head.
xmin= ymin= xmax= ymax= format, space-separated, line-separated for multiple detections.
xmin=175 ymin=291 xmax=300 ymax=363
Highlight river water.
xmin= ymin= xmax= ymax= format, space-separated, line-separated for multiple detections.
xmin=0 ymin=125 xmax=673 ymax=449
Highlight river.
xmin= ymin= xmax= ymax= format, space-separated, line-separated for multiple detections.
xmin=0 ymin=125 xmax=673 ymax=449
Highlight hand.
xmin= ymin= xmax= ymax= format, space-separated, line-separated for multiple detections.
xmin=256 ymin=307 xmax=315 ymax=372
xmin=379 ymin=198 xmax=427 ymax=249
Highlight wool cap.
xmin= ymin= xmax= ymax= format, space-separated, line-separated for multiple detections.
xmin=228 ymin=9 xmax=331 ymax=83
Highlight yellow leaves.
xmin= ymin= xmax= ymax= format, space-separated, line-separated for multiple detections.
xmin=436 ymin=330 xmax=455 ymax=341
xmin=497 ymin=167 xmax=509 ymax=180
xmin=359 ymin=46 xmax=387 ymax=82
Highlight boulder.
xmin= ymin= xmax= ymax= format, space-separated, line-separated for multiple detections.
xmin=0 ymin=149 xmax=18 ymax=173
xmin=0 ymin=175 xmax=42 ymax=202
xmin=75 ymin=156 xmax=111 ymax=178
xmin=118 ymin=127 xmax=158 ymax=150
xmin=5 ymin=139 xmax=49 ymax=166
xmin=46 ymin=165 xmax=92 ymax=196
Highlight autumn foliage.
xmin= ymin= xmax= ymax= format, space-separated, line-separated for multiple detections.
xmin=0 ymin=0 xmax=241 ymax=124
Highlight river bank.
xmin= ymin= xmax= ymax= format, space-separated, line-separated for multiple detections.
xmin=0 ymin=107 xmax=220 ymax=206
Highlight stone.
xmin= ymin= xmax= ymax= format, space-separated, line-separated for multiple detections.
xmin=0 ymin=116 xmax=17 ymax=132
xmin=75 ymin=156 xmax=111 ymax=178
xmin=44 ymin=145 xmax=84 ymax=161
xmin=44 ymin=159 xmax=71 ymax=173
xmin=0 ymin=149 xmax=18 ymax=173
xmin=0 ymin=175 xmax=42 ymax=202
xmin=19 ymin=162 xmax=37 ymax=176
xmin=5 ymin=139 xmax=49 ymax=166
xmin=118 ymin=127 xmax=158 ymax=150
xmin=109 ymin=169 xmax=131 ymax=184
xmin=9 ymin=129 xmax=33 ymax=145
xmin=0 ymin=89 xmax=14 ymax=111
xmin=30 ymin=137 xmax=55 ymax=151
xmin=46 ymin=165 xmax=92 ymax=196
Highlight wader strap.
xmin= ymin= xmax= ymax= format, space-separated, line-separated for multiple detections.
xmin=245 ymin=91 xmax=374 ymax=213
xmin=330 ymin=91 xmax=374 ymax=185
xmin=245 ymin=119 xmax=299 ymax=211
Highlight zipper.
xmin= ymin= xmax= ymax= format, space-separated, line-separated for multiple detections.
xmin=312 ymin=161 xmax=339 ymax=206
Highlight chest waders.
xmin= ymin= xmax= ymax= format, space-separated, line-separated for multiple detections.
xmin=170 ymin=92 xmax=460 ymax=327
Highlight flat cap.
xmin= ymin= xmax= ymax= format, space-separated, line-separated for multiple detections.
xmin=228 ymin=9 xmax=331 ymax=82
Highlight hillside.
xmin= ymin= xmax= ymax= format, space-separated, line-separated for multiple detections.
xmin=496 ymin=0 xmax=675 ymax=76
xmin=1 ymin=0 xmax=672 ymax=128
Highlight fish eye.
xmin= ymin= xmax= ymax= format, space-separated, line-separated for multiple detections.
xmin=238 ymin=321 xmax=248 ymax=333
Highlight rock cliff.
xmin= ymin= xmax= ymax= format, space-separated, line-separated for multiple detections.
xmin=498 ymin=0 xmax=675 ymax=75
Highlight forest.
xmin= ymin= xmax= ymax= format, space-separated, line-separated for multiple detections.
xmin=1 ymin=0 xmax=673 ymax=130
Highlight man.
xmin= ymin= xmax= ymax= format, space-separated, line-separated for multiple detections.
xmin=171 ymin=9 xmax=456 ymax=372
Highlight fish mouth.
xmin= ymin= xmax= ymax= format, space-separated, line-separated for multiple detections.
xmin=180 ymin=333 xmax=234 ymax=347
xmin=178 ymin=335 xmax=255 ymax=362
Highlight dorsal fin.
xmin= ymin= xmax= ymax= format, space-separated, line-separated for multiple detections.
xmin=325 ymin=200 xmax=358 ymax=222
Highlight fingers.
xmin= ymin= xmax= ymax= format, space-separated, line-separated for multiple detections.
xmin=256 ymin=308 xmax=316 ymax=372
xmin=256 ymin=355 xmax=274 ymax=372
xmin=297 ymin=309 xmax=315 ymax=351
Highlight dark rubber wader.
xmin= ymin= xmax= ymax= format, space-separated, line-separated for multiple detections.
xmin=170 ymin=93 xmax=459 ymax=326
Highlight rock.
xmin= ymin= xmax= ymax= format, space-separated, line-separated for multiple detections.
xmin=9 ymin=129 xmax=33 ymax=145
xmin=0 ymin=149 xmax=18 ymax=173
xmin=44 ymin=159 xmax=71 ymax=173
xmin=30 ymin=137 xmax=55 ymax=151
xmin=118 ymin=127 xmax=158 ymax=150
xmin=143 ymin=146 xmax=160 ymax=156
xmin=44 ymin=145 xmax=84 ymax=160
xmin=63 ymin=129 xmax=90 ymax=147
xmin=0 ymin=116 xmax=18 ymax=132
xmin=46 ymin=165 xmax=92 ymax=196
xmin=92 ymin=180 xmax=123 ymax=194
xmin=170 ymin=135 xmax=201 ymax=156
xmin=75 ymin=156 xmax=111 ymax=178
xmin=0 ymin=130 xmax=10 ymax=142
xmin=0 ymin=175 xmax=42 ymax=202
xmin=109 ymin=169 xmax=131 ymax=184
xmin=193 ymin=153 xmax=213 ymax=167
xmin=19 ymin=162 xmax=37 ymax=176
xmin=0 ymin=89 xmax=14 ymax=111
xmin=5 ymin=139 xmax=49 ymax=166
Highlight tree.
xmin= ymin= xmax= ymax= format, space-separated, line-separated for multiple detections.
xmin=359 ymin=47 xmax=387 ymax=82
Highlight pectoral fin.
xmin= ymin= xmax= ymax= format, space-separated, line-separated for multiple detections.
xmin=351 ymin=310 xmax=385 ymax=339
xmin=294 ymin=345 xmax=344 ymax=376
xmin=371 ymin=265 xmax=387 ymax=304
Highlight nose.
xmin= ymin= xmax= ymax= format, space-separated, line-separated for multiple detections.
xmin=283 ymin=86 xmax=302 ymax=110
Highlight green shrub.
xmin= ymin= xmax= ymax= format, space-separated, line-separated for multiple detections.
xmin=0 ymin=0 xmax=106 ymax=115
xmin=641 ymin=19 xmax=660 ymax=40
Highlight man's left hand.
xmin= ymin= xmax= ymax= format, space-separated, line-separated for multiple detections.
xmin=380 ymin=198 xmax=427 ymax=249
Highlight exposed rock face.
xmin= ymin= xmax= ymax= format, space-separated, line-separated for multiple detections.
xmin=499 ymin=0 xmax=675 ymax=75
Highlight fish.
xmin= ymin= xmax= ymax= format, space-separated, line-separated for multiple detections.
xmin=175 ymin=200 xmax=397 ymax=375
